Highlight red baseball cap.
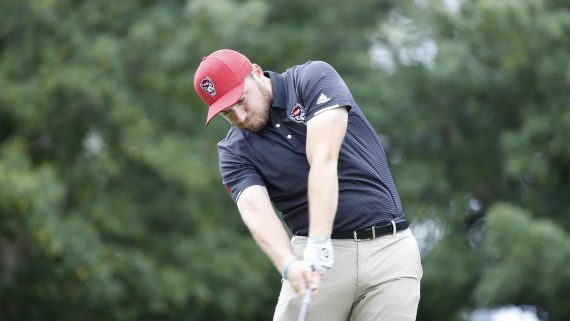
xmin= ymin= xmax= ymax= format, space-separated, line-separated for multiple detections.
xmin=193 ymin=49 xmax=253 ymax=124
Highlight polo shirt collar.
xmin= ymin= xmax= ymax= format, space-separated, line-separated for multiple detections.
xmin=265 ymin=71 xmax=287 ymax=110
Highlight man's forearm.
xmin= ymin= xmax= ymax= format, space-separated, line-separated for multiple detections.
xmin=305 ymin=107 xmax=347 ymax=237
xmin=244 ymin=213 xmax=296 ymax=273
xmin=237 ymin=185 xmax=295 ymax=273
xmin=307 ymin=160 xmax=339 ymax=236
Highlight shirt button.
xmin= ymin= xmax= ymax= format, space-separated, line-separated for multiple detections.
xmin=287 ymin=135 xmax=292 ymax=139
xmin=276 ymin=124 xmax=281 ymax=128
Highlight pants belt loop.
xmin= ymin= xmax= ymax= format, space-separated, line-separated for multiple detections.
xmin=372 ymin=225 xmax=376 ymax=239
xmin=391 ymin=219 xmax=397 ymax=236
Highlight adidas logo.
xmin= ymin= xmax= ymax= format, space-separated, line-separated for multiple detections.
xmin=316 ymin=93 xmax=331 ymax=105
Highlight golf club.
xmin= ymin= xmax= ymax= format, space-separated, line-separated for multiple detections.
xmin=297 ymin=287 xmax=312 ymax=321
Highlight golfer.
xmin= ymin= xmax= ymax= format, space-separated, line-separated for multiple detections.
xmin=194 ymin=49 xmax=423 ymax=321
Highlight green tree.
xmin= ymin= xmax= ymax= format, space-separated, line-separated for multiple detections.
xmin=368 ymin=1 xmax=570 ymax=320
xmin=0 ymin=1 xmax=276 ymax=320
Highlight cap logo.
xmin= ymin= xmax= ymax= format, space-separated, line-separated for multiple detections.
xmin=290 ymin=103 xmax=306 ymax=123
xmin=200 ymin=77 xmax=216 ymax=97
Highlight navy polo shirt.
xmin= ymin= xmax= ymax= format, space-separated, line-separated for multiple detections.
xmin=218 ymin=61 xmax=404 ymax=236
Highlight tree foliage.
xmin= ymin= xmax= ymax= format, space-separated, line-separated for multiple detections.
xmin=376 ymin=1 xmax=570 ymax=320
xmin=0 ymin=0 xmax=568 ymax=320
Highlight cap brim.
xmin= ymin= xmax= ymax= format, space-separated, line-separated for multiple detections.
xmin=205 ymin=81 xmax=246 ymax=125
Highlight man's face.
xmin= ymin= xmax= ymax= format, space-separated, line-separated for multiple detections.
xmin=219 ymin=74 xmax=271 ymax=132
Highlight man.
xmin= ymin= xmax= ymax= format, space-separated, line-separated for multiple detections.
xmin=193 ymin=49 xmax=423 ymax=321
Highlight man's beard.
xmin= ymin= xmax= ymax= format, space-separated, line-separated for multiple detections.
xmin=248 ymin=78 xmax=272 ymax=132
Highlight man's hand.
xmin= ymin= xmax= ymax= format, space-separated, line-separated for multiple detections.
xmin=303 ymin=235 xmax=334 ymax=273
xmin=285 ymin=260 xmax=321 ymax=295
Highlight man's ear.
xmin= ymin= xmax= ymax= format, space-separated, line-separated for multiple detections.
xmin=251 ymin=64 xmax=264 ymax=77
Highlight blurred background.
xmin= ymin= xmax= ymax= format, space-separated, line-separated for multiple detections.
xmin=1 ymin=0 xmax=569 ymax=320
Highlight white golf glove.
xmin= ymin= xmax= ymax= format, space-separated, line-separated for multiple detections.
xmin=303 ymin=235 xmax=334 ymax=273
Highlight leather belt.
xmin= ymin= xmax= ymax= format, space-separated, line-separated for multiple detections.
xmin=331 ymin=218 xmax=409 ymax=241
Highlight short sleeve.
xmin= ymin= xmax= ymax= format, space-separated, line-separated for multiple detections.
xmin=298 ymin=61 xmax=353 ymax=123
xmin=218 ymin=140 xmax=265 ymax=202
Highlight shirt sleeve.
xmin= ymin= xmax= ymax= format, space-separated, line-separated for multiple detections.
xmin=298 ymin=61 xmax=353 ymax=123
xmin=218 ymin=140 xmax=265 ymax=202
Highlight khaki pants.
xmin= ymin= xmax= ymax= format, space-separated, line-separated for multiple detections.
xmin=273 ymin=229 xmax=423 ymax=321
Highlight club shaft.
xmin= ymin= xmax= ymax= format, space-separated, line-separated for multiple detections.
xmin=297 ymin=288 xmax=312 ymax=321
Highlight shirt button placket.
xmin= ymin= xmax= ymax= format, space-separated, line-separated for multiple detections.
xmin=274 ymin=121 xmax=297 ymax=145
